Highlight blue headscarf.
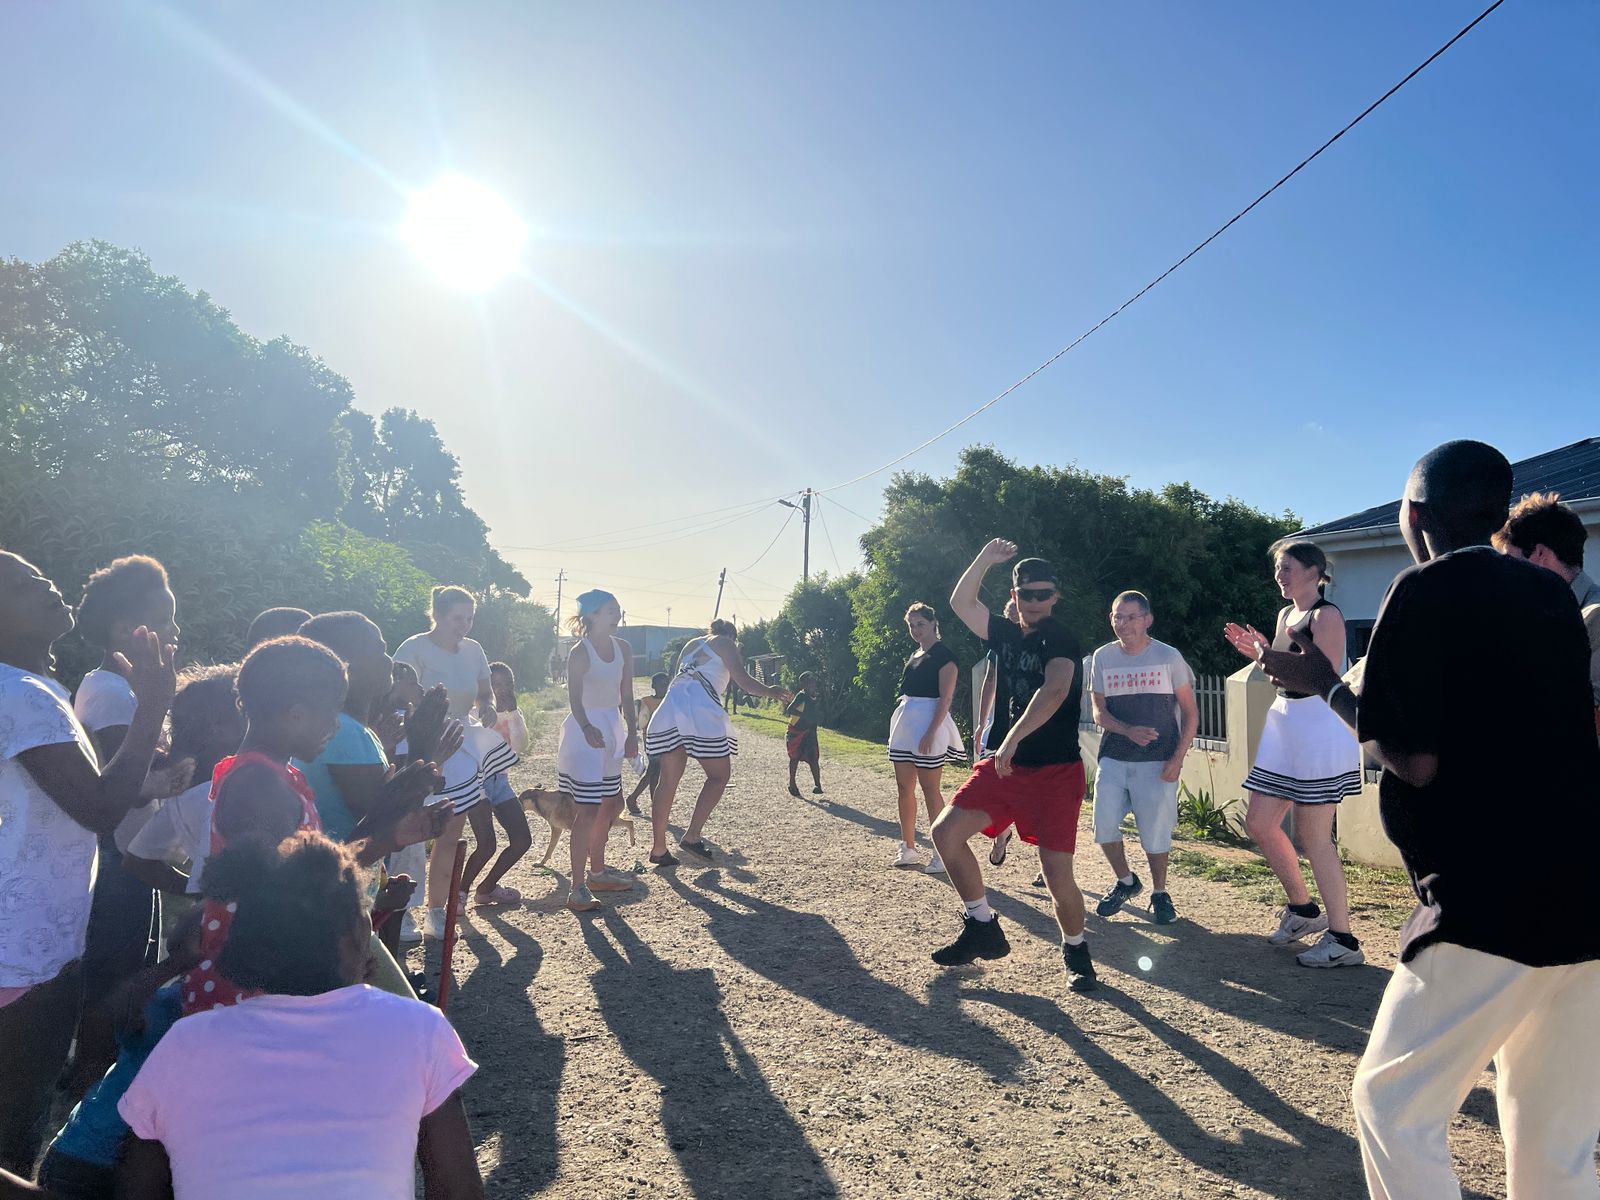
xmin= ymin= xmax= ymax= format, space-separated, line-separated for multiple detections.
xmin=576 ymin=589 xmax=617 ymax=618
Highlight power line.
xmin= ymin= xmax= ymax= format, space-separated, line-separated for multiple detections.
xmin=822 ymin=494 xmax=877 ymax=525
xmin=815 ymin=495 xmax=844 ymax=576
xmin=816 ymin=0 xmax=1508 ymax=496
xmin=726 ymin=576 xmax=769 ymax=622
xmin=734 ymin=505 xmax=798 ymax=574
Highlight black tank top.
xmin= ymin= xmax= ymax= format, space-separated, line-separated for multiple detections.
xmin=1273 ymin=598 xmax=1337 ymax=699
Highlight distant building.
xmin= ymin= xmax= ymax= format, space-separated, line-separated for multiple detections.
xmin=571 ymin=624 xmax=703 ymax=674
xmin=1299 ymin=437 xmax=1600 ymax=655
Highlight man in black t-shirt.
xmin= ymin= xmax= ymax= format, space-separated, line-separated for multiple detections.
xmin=1261 ymin=440 xmax=1600 ymax=1199
xmin=931 ymin=539 xmax=1096 ymax=991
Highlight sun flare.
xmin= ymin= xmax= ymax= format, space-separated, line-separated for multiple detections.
xmin=399 ymin=174 xmax=528 ymax=292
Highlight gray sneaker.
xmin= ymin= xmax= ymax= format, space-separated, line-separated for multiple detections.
xmin=1269 ymin=907 xmax=1328 ymax=946
xmin=1296 ymin=932 xmax=1365 ymax=969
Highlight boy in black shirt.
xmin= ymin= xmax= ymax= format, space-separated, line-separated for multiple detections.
xmin=933 ymin=540 xmax=1095 ymax=991
xmin=1260 ymin=440 xmax=1600 ymax=1199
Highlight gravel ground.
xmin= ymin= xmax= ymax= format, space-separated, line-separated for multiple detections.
xmin=420 ymin=699 xmax=1518 ymax=1200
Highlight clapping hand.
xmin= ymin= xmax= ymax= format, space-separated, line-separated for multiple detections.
xmin=369 ymin=703 xmax=405 ymax=759
xmin=119 ymin=625 xmax=178 ymax=712
xmin=355 ymin=760 xmax=448 ymax=851
xmin=1259 ymin=629 xmax=1341 ymax=698
xmin=1222 ymin=622 xmax=1269 ymax=663
xmin=404 ymin=686 xmax=453 ymax=762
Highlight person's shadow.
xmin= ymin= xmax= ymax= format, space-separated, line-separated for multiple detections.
xmin=664 ymin=871 xmax=1025 ymax=1081
xmin=449 ymin=914 xmax=564 ymax=1198
xmin=580 ymin=912 xmax=839 ymax=1199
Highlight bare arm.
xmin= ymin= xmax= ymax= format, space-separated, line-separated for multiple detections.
xmin=418 ymin=1092 xmax=485 ymax=1200
xmin=1309 ymin=605 xmax=1347 ymax=671
xmin=618 ymin=640 xmax=638 ymax=756
xmin=978 ymin=659 xmax=997 ymax=730
xmin=1162 ymin=683 xmax=1200 ymax=783
xmin=475 ymin=677 xmax=496 ymax=729
xmin=992 ymin=656 xmax=1075 ymax=777
xmin=17 ymin=636 xmax=176 ymax=835
xmin=711 ymin=637 xmax=791 ymax=703
xmin=1091 ymin=692 xmax=1156 ymax=744
xmin=122 ymin=851 xmax=191 ymax=896
xmin=326 ymin=762 xmax=388 ymax=821
xmin=950 ymin=539 xmax=1016 ymax=638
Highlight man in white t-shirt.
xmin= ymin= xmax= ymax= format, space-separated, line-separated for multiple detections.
xmin=1089 ymin=590 xmax=1198 ymax=926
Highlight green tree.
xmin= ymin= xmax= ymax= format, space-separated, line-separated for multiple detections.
xmin=769 ymin=574 xmax=865 ymax=729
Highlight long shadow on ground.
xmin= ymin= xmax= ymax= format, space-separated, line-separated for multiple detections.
xmin=449 ymin=914 xmax=564 ymax=1199
xmin=665 ymin=872 xmax=1026 ymax=1082
xmin=579 ymin=911 xmax=839 ymax=1200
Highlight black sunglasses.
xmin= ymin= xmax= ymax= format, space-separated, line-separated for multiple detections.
xmin=1016 ymin=586 xmax=1056 ymax=602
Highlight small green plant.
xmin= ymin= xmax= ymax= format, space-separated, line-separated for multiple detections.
xmin=1177 ymin=782 xmax=1241 ymax=842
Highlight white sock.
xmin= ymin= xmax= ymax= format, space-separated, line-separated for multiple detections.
xmin=1119 ymin=874 xmax=1136 ymax=886
xmin=964 ymin=896 xmax=994 ymax=922
xmin=1062 ymin=931 xmax=1085 ymax=947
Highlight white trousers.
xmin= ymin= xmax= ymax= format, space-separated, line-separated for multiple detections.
xmin=1354 ymin=941 xmax=1600 ymax=1199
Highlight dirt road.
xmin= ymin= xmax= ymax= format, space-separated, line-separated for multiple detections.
xmin=431 ymin=706 xmax=1513 ymax=1199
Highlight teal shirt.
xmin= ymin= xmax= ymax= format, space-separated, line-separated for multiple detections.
xmin=293 ymin=712 xmax=387 ymax=842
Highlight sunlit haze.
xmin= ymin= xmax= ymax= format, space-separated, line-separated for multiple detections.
xmin=3 ymin=3 xmax=1595 ymax=625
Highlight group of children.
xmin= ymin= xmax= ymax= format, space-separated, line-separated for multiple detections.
xmin=0 ymin=555 xmax=502 ymax=1198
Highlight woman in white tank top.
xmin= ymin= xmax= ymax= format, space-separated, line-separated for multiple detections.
xmin=642 ymin=618 xmax=792 ymax=866
xmin=557 ymin=590 xmax=638 ymax=912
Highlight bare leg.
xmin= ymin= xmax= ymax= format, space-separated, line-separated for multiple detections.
xmin=459 ymin=802 xmax=498 ymax=897
xmin=1099 ymin=839 xmax=1132 ymax=879
xmin=930 ymin=804 xmax=994 ymax=903
xmin=1244 ymin=792 xmax=1311 ymax=905
xmin=917 ymin=766 xmax=946 ymax=826
xmin=1038 ymin=848 xmax=1087 ymax=939
xmin=477 ymin=802 xmax=534 ymax=895
xmin=650 ymin=748 xmax=689 ymax=856
xmin=808 ymin=759 xmax=821 ymax=790
xmin=1147 ymin=850 xmax=1170 ymax=893
xmin=788 ymin=757 xmax=801 ymax=793
xmin=1294 ymin=803 xmax=1350 ymax=932
xmin=893 ymin=761 xmax=920 ymax=847
xmin=569 ymin=800 xmax=598 ymax=888
xmin=682 ymin=755 xmax=731 ymax=844
xmin=589 ymin=794 xmax=625 ymax=873
xmin=427 ymin=811 xmax=467 ymax=908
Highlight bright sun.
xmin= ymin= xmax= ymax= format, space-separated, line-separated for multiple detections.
xmin=400 ymin=174 xmax=529 ymax=292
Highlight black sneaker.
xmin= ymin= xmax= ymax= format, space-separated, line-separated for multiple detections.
xmin=1150 ymin=891 xmax=1178 ymax=925
xmin=1095 ymin=874 xmax=1144 ymax=917
xmin=931 ymin=915 xmax=1011 ymax=966
xmin=787 ymin=782 xmax=802 ymax=798
xmin=1063 ymin=941 xmax=1097 ymax=992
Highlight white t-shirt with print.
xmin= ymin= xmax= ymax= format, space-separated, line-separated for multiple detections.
xmin=73 ymin=667 xmax=157 ymax=850
xmin=393 ymin=635 xmax=491 ymax=721
xmin=0 ymin=664 xmax=101 ymax=987
xmin=125 ymin=779 xmax=213 ymax=894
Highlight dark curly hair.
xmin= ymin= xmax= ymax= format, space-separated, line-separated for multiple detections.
xmin=76 ymin=555 xmax=170 ymax=648
xmin=205 ymin=831 xmax=368 ymax=996
xmin=246 ymin=607 xmax=312 ymax=648
xmin=236 ymin=636 xmax=346 ymax=720
xmin=170 ymin=663 xmax=243 ymax=777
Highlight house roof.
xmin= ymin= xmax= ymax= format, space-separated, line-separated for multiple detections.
xmin=1300 ymin=437 xmax=1600 ymax=538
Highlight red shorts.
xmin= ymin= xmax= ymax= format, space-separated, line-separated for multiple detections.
xmin=952 ymin=758 xmax=1086 ymax=855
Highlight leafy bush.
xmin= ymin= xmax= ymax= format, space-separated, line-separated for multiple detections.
xmin=1176 ymin=782 xmax=1242 ymax=842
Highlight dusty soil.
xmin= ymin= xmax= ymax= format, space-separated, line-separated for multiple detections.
xmin=421 ymin=699 xmax=1517 ymax=1200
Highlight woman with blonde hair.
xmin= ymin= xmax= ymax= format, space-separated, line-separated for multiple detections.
xmin=556 ymin=590 xmax=637 ymax=913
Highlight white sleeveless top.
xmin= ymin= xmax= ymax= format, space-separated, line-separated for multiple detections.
xmin=578 ymin=636 xmax=625 ymax=710
xmin=675 ymin=637 xmax=731 ymax=700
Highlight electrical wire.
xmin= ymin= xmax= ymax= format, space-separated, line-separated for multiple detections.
xmin=815 ymin=495 xmax=845 ymax=576
xmin=816 ymin=0 xmax=1508 ymax=496
xmin=733 ymin=505 xmax=798 ymax=574
xmin=726 ymin=576 xmax=769 ymax=622
xmin=495 ymin=499 xmax=779 ymax=555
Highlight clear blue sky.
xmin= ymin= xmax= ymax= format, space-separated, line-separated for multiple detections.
xmin=3 ymin=2 xmax=1595 ymax=624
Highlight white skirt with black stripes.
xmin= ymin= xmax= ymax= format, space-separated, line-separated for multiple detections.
xmin=887 ymin=696 xmax=967 ymax=770
xmin=1243 ymin=694 xmax=1362 ymax=805
xmin=557 ymin=708 xmax=626 ymax=804
xmin=465 ymin=722 xmax=520 ymax=780
xmin=644 ymin=680 xmax=738 ymax=760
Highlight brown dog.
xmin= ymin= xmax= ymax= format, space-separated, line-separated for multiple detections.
xmin=521 ymin=787 xmax=636 ymax=866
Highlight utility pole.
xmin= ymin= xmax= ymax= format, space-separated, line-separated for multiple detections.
xmin=666 ymin=605 xmax=672 ymax=630
xmin=779 ymin=488 xmax=814 ymax=583
xmin=553 ymin=568 xmax=565 ymax=633
xmin=713 ymin=567 xmax=727 ymax=619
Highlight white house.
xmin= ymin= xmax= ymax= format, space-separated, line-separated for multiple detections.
xmin=1299 ymin=437 xmax=1600 ymax=656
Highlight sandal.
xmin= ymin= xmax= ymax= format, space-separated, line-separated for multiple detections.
xmin=649 ymin=851 xmax=678 ymax=868
xmin=678 ymin=839 xmax=715 ymax=863
xmin=988 ymin=828 xmax=1014 ymax=867
xmin=566 ymin=887 xmax=602 ymax=912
